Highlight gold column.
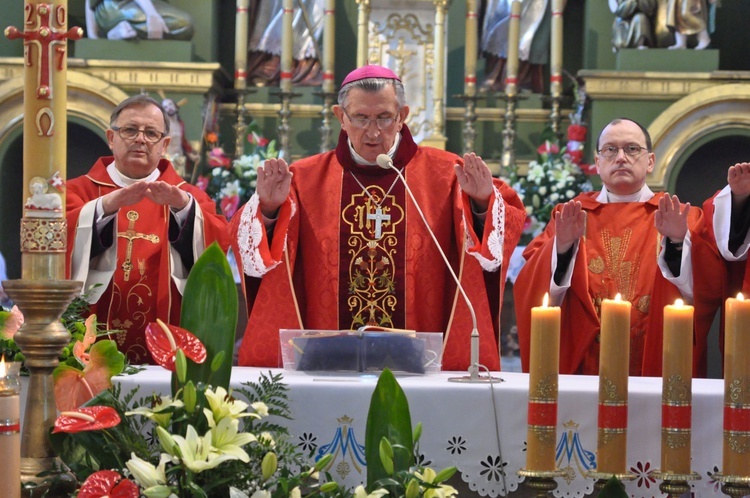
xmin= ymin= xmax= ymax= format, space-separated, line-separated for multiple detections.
xmin=4 ymin=1 xmax=82 ymax=495
xmin=234 ymin=0 xmax=250 ymax=159
xmin=355 ymin=0 xmax=370 ymax=68
xmin=422 ymin=0 xmax=449 ymax=150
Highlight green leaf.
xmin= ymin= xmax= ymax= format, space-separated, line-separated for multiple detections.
xmin=365 ymin=368 xmax=413 ymax=489
xmin=597 ymin=476 xmax=628 ymax=498
xmin=178 ymin=243 xmax=238 ymax=392
xmin=433 ymin=466 xmax=457 ymax=483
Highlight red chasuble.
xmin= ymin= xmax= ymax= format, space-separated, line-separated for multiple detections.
xmin=66 ymin=157 xmax=229 ymax=364
xmin=515 ymin=191 xmax=717 ymax=377
xmin=230 ymin=127 xmax=526 ymax=371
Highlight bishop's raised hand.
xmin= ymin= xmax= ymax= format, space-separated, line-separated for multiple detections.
xmin=257 ymin=157 xmax=293 ymax=218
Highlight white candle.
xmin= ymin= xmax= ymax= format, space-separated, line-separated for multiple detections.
xmin=323 ymin=0 xmax=336 ymax=93
xmin=550 ymin=0 xmax=564 ymax=97
xmin=505 ymin=1 xmax=522 ymax=97
xmin=0 ymin=358 xmax=21 ymax=498
xmin=280 ymin=0 xmax=294 ymax=93
xmin=464 ymin=0 xmax=478 ymax=97
xmin=234 ymin=0 xmax=250 ymax=90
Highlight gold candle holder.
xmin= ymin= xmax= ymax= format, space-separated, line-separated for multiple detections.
xmin=517 ymin=468 xmax=566 ymax=498
xmin=4 ymin=280 xmax=81 ymax=497
xmin=652 ymin=470 xmax=700 ymax=498
xmin=585 ymin=473 xmax=636 ymax=493
xmin=712 ymin=474 xmax=750 ymax=497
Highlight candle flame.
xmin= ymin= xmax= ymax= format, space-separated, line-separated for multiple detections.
xmin=542 ymin=293 xmax=549 ymax=307
xmin=674 ymin=298 xmax=684 ymax=307
xmin=614 ymin=293 xmax=622 ymax=301
xmin=738 ymin=293 xmax=745 ymax=301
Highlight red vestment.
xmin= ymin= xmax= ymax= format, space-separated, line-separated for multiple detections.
xmin=515 ymin=191 xmax=717 ymax=376
xmin=66 ymin=157 xmax=229 ymax=363
xmin=230 ymin=127 xmax=526 ymax=371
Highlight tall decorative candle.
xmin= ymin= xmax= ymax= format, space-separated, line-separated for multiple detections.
xmin=280 ymin=0 xmax=294 ymax=93
xmin=723 ymin=294 xmax=750 ymax=477
xmin=322 ymin=0 xmax=336 ymax=93
xmin=234 ymin=0 xmax=250 ymax=90
xmin=464 ymin=0 xmax=478 ymax=97
xmin=0 ymin=357 xmax=21 ymax=498
xmin=596 ymin=293 xmax=631 ymax=475
xmin=550 ymin=0 xmax=564 ymax=97
xmin=504 ymin=0 xmax=522 ymax=97
xmin=525 ymin=293 xmax=560 ymax=472
xmin=661 ymin=299 xmax=693 ymax=475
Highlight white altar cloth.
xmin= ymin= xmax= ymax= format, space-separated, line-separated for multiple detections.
xmin=115 ymin=368 xmax=726 ymax=498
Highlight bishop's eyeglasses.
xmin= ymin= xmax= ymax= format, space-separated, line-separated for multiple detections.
xmin=597 ymin=144 xmax=649 ymax=160
xmin=342 ymin=108 xmax=397 ymax=130
xmin=112 ymin=126 xmax=166 ymax=143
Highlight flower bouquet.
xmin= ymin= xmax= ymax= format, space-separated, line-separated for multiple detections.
xmin=197 ymin=123 xmax=278 ymax=219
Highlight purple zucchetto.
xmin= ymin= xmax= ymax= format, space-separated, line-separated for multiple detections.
xmin=341 ymin=65 xmax=401 ymax=87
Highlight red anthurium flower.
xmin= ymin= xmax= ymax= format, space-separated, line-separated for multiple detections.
xmin=567 ymin=124 xmax=587 ymax=142
xmin=78 ymin=470 xmax=139 ymax=498
xmin=580 ymin=163 xmax=597 ymax=175
xmin=567 ymin=149 xmax=584 ymax=165
xmin=220 ymin=194 xmax=241 ymax=220
xmin=257 ymin=136 xmax=269 ymax=147
xmin=145 ymin=319 xmax=207 ymax=371
xmin=196 ymin=175 xmax=209 ymax=191
xmin=53 ymin=406 xmax=121 ymax=434
xmin=537 ymin=141 xmax=559 ymax=155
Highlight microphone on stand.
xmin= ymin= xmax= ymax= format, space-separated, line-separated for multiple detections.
xmin=376 ymin=154 xmax=497 ymax=383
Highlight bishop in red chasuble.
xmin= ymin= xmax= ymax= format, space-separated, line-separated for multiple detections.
xmin=66 ymin=95 xmax=228 ymax=364
xmin=230 ymin=66 xmax=525 ymax=371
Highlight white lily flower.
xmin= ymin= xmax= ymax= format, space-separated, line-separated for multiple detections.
xmin=414 ymin=468 xmax=458 ymax=498
xmin=354 ymin=485 xmax=389 ymax=498
xmin=251 ymin=490 xmax=272 ymax=498
xmin=204 ymin=386 xmax=251 ymax=422
xmin=126 ymin=452 xmax=168 ymax=489
xmin=172 ymin=425 xmax=238 ymax=473
xmin=251 ymin=401 xmax=269 ymax=417
xmin=258 ymin=431 xmax=276 ymax=448
xmin=210 ymin=416 xmax=256 ymax=462
xmin=289 ymin=487 xmax=301 ymax=498
xmin=126 ymin=396 xmax=183 ymax=428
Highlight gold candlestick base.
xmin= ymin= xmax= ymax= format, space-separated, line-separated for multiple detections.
xmin=712 ymin=473 xmax=750 ymax=497
xmin=273 ymin=90 xmax=301 ymax=161
xmin=3 ymin=279 xmax=82 ymax=498
xmin=517 ymin=468 xmax=566 ymax=498
xmin=652 ymin=470 xmax=701 ymax=497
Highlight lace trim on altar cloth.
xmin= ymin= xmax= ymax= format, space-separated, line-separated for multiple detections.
xmin=237 ymin=194 xmax=293 ymax=277
xmin=465 ymin=185 xmax=505 ymax=272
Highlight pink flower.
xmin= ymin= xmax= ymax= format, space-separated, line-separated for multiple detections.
xmin=196 ymin=175 xmax=209 ymax=191
xmin=248 ymin=132 xmax=270 ymax=147
xmin=2 ymin=305 xmax=24 ymax=340
xmin=208 ymin=147 xmax=231 ymax=168
xmin=537 ymin=141 xmax=559 ymax=155
xmin=220 ymin=194 xmax=241 ymax=219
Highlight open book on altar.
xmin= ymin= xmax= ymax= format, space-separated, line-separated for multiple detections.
xmin=279 ymin=328 xmax=443 ymax=374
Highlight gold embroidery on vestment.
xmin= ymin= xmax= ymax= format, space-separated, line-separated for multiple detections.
xmin=590 ymin=228 xmax=650 ymax=313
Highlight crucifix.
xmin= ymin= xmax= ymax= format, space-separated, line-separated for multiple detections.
xmin=367 ymin=206 xmax=391 ymax=240
xmin=117 ymin=211 xmax=160 ymax=281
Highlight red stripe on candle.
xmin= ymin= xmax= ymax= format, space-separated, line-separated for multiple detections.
xmin=0 ymin=423 xmax=20 ymax=433
xmin=506 ymin=77 xmax=518 ymax=84
xmin=528 ymin=401 xmax=558 ymax=426
xmin=284 ymin=8 xmax=293 ymax=13
xmin=662 ymin=404 xmax=691 ymax=430
xmin=324 ymin=9 xmax=335 ymax=14
xmin=235 ymin=70 xmax=247 ymax=79
xmin=598 ymin=403 xmax=628 ymax=429
xmin=280 ymin=71 xmax=293 ymax=79
xmin=237 ymin=7 xmax=248 ymax=13
xmin=510 ymin=13 xmax=520 ymax=19
xmin=724 ymin=406 xmax=750 ymax=432
xmin=323 ymin=73 xmax=334 ymax=80
xmin=552 ymin=11 xmax=563 ymax=16
xmin=550 ymin=75 xmax=563 ymax=83
xmin=465 ymin=76 xmax=477 ymax=84
xmin=467 ymin=13 xmax=478 ymax=19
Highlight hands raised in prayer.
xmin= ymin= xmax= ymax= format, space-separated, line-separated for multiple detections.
xmin=454 ymin=153 xmax=494 ymax=213
xmin=728 ymin=162 xmax=750 ymax=208
xmin=554 ymin=200 xmax=586 ymax=254
xmin=654 ymin=194 xmax=689 ymax=244
xmin=101 ymin=181 xmax=189 ymax=216
xmin=257 ymin=158 xmax=293 ymax=218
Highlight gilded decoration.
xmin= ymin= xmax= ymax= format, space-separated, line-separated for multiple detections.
xmin=599 ymin=376 xmax=622 ymax=402
xmin=531 ymin=425 xmax=556 ymax=447
xmin=530 ymin=374 xmax=558 ymax=400
xmin=725 ymin=377 xmax=750 ymax=406
xmin=664 ymin=374 xmax=692 ymax=404
xmin=726 ymin=432 xmax=750 ymax=455
xmin=663 ymin=429 xmax=690 ymax=450
xmin=342 ymin=188 xmax=405 ymax=329
xmin=116 ymin=211 xmax=160 ymax=282
xmin=21 ymin=218 xmax=66 ymax=252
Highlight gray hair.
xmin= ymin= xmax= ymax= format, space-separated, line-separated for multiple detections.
xmin=110 ymin=94 xmax=170 ymax=134
xmin=338 ymin=77 xmax=406 ymax=110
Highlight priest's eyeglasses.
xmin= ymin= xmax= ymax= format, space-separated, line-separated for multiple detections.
xmin=597 ymin=144 xmax=648 ymax=159
xmin=342 ymin=109 xmax=397 ymax=130
xmin=112 ymin=126 xmax=166 ymax=143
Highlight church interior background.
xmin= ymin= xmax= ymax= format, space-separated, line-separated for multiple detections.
xmin=1 ymin=0 xmax=750 ymax=378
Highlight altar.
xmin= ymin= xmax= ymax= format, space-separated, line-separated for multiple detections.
xmin=115 ymin=368 xmax=726 ymax=498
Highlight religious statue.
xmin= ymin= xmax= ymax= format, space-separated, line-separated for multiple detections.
xmin=610 ymin=0 xmax=658 ymax=51
xmin=245 ymin=0 xmax=324 ymax=86
xmin=666 ymin=0 xmax=718 ymax=50
xmin=160 ymin=95 xmax=198 ymax=178
xmin=24 ymin=176 xmax=62 ymax=212
xmin=85 ymin=0 xmax=194 ymax=40
xmin=480 ymin=0 xmax=551 ymax=93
